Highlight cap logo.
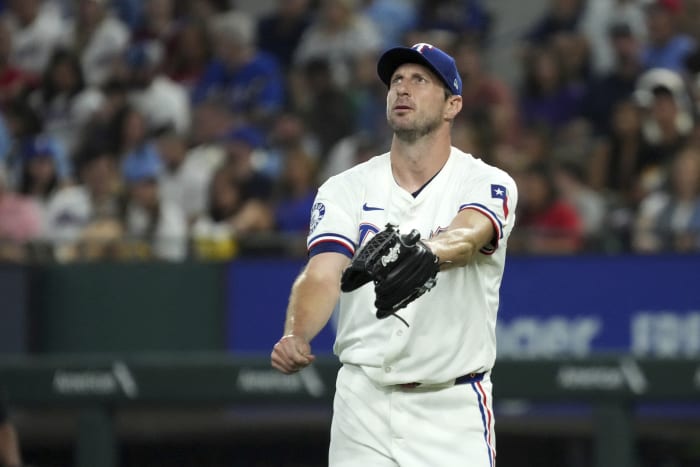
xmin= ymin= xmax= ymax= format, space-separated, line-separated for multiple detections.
xmin=412 ymin=43 xmax=433 ymax=54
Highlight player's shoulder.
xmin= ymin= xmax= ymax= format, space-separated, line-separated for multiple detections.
xmin=320 ymin=152 xmax=389 ymax=189
xmin=450 ymin=147 xmax=517 ymax=189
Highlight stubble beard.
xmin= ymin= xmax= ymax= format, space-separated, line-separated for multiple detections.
xmin=389 ymin=116 xmax=442 ymax=144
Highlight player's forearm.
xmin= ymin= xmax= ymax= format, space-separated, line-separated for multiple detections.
xmin=284 ymin=268 xmax=340 ymax=343
xmin=424 ymin=227 xmax=481 ymax=269
xmin=0 ymin=423 xmax=22 ymax=467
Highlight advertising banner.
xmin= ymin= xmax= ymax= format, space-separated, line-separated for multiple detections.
xmin=226 ymin=255 xmax=700 ymax=358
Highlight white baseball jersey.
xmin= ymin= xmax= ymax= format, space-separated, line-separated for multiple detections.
xmin=307 ymin=147 xmax=518 ymax=386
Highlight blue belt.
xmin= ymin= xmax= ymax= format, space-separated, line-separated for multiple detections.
xmin=399 ymin=371 xmax=485 ymax=389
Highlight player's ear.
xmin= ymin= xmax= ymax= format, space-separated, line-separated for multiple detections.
xmin=444 ymin=95 xmax=462 ymax=120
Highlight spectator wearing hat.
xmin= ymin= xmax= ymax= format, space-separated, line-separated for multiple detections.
xmin=192 ymin=12 xmax=285 ymax=129
xmin=642 ymin=0 xmax=696 ymax=72
xmin=17 ymin=137 xmax=64 ymax=232
xmin=192 ymin=126 xmax=275 ymax=244
xmin=122 ymin=143 xmax=188 ymax=261
xmin=123 ymin=40 xmax=191 ymax=135
xmin=634 ymin=68 xmax=693 ymax=194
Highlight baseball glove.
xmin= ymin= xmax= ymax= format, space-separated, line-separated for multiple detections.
xmin=340 ymin=224 xmax=440 ymax=318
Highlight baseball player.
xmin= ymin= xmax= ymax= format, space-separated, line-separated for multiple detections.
xmin=271 ymin=43 xmax=517 ymax=467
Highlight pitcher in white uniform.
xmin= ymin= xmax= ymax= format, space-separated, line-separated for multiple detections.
xmin=271 ymin=42 xmax=518 ymax=467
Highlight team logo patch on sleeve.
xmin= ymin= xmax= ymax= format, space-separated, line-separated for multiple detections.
xmin=309 ymin=202 xmax=326 ymax=233
xmin=491 ymin=184 xmax=509 ymax=218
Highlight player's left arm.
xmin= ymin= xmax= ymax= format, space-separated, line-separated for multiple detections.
xmin=422 ymin=209 xmax=495 ymax=270
xmin=423 ymin=175 xmax=518 ymax=270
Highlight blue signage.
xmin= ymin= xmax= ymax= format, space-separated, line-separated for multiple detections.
xmin=226 ymin=255 xmax=700 ymax=357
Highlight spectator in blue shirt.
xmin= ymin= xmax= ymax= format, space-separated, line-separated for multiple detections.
xmin=192 ymin=12 xmax=285 ymax=129
xmin=642 ymin=0 xmax=695 ymax=72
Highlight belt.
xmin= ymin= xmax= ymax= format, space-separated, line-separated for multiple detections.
xmin=398 ymin=372 xmax=485 ymax=389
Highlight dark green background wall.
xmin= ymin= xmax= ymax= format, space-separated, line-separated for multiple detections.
xmin=31 ymin=262 xmax=226 ymax=353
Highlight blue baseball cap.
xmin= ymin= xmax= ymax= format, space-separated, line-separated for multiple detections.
xmin=22 ymin=137 xmax=57 ymax=162
xmin=224 ymin=126 xmax=264 ymax=149
xmin=377 ymin=43 xmax=462 ymax=96
xmin=122 ymin=144 xmax=163 ymax=183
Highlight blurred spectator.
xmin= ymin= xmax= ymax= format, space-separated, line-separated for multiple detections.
xmin=157 ymin=130 xmax=212 ymax=223
xmin=18 ymin=137 xmax=64 ymax=225
xmin=554 ymin=161 xmax=607 ymax=247
xmin=680 ymin=0 xmax=700 ymax=41
xmin=293 ymin=0 xmax=381 ymax=89
xmin=642 ymin=0 xmax=695 ymax=72
xmin=588 ymin=98 xmax=645 ymax=200
xmin=518 ymin=46 xmax=585 ymax=129
xmin=192 ymin=126 xmax=276 ymax=254
xmin=266 ymin=111 xmax=320 ymax=179
xmin=321 ymin=130 xmax=382 ymax=180
xmin=0 ymin=99 xmax=43 ymax=187
xmin=4 ymin=0 xmax=66 ymax=75
xmin=417 ymin=0 xmax=491 ymax=43
xmin=165 ymin=19 xmax=212 ymax=90
xmin=635 ymin=68 xmax=693 ymax=193
xmin=455 ymin=36 xmax=519 ymax=146
xmin=581 ymin=22 xmax=643 ymax=136
xmin=187 ymin=100 xmax=231 ymax=176
xmin=60 ymin=0 xmax=131 ymax=87
xmin=522 ymin=0 xmax=584 ymax=46
xmin=580 ymin=0 xmax=647 ymax=76
xmin=200 ymin=125 xmax=275 ymax=235
xmin=122 ymin=143 xmax=187 ymax=261
xmin=0 ymin=163 xmax=42 ymax=261
xmin=296 ymin=58 xmax=355 ymax=160
xmin=123 ymin=40 xmax=191 ymax=135
xmin=44 ymin=147 xmax=123 ymax=262
xmin=192 ymin=12 xmax=285 ymax=129
xmin=633 ymin=145 xmax=700 ymax=252
xmin=79 ymin=78 xmax=130 ymax=154
xmin=363 ymin=0 xmax=417 ymax=48
xmin=273 ymin=147 xmax=318 ymax=233
xmin=347 ymin=51 xmax=389 ymax=141
xmin=0 ymin=398 xmax=22 ymax=467
xmin=191 ymin=167 xmax=240 ymax=260
xmin=256 ymin=0 xmax=312 ymax=72
xmin=550 ymin=31 xmax=592 ymax=86
xmin=116 ymin=106 xmax=154 ymax=163
xmin=132 ymin=0 xmax=179 ymax=45
xmin=514 ymin=162 xmax=583 ymax=254
xmin=27 ymin=49 xmax=103 ymax=155
xmin=0 ymin=19 xmax=37 ymax=107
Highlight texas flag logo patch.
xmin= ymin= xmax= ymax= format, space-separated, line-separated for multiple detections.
xmin=491 ymin=184 xmax=509 ymax=218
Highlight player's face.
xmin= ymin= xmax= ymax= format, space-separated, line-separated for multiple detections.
xmin=386 ymin=63 xmax=450 ymax=141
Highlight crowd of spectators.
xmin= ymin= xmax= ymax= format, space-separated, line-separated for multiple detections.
xmin=1 ymin=0 xmax=700 ymax=262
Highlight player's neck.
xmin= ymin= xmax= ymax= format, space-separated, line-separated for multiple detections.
xmin=390 ymin=133 xmax=451 ymax=193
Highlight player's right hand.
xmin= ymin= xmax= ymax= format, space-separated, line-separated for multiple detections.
xmin=271 ymin=334 xmax=316 ymax=374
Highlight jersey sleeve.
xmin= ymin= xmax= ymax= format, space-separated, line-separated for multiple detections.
xmin=458 ymin=170 xmax=518 ymax=254
xmin=306 ymin=175 xmax=360 ymax=259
